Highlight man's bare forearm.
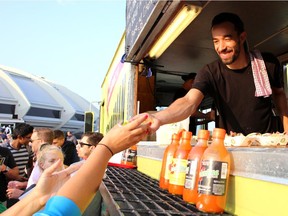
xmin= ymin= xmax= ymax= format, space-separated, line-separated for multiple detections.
xmin=154 ymin=88 xmax=204 ymax=126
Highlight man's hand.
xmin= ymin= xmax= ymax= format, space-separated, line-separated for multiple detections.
xmin=130 ymin=113 xmax=160 ymax=134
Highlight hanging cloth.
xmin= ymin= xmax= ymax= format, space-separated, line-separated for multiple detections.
xmin=249 ymin=50 xmax=272 ymax=97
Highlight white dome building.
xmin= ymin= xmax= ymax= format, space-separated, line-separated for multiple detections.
xmin=0 ymin=64 xmax=99 ymax=134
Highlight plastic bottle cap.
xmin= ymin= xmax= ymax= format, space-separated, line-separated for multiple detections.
xmin=212 ymin=128 xmax=226 ymax=139
xmin=172 ymin=133 xmax=180 ymax=140
xmin=181 ymin=131 xmax=192 ymax=139
xmin=197 ymin=129 xmax=210 ymax=140
xmin=177 ymin=129 xmax=186 ymax=137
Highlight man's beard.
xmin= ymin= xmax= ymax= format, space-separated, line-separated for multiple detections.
xmin=220 ymin=41 xmax=241 ymax=65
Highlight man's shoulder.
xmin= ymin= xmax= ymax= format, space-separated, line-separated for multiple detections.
xmin=0 ymin=146 xmax=12 ymax=155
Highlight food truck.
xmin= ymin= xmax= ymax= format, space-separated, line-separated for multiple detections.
xmin=100 ymin=1 xmax=288 ymax=215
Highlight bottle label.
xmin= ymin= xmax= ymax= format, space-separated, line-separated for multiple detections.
xmin=169 ymin=158 xmax=187 ymax=186
xmin=198 ymin=160 xmax=228 ymax=196
xmin=121 ymin=148 xmax=137 ymax=163
xmin=184 ymin=158 xmax=198 ymax=189
xmin=164 ymin=155 xmax=173 ymax=180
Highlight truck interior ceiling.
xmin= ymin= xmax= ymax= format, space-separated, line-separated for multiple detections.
xmin=147 ymin=1 xmax=288 ymax=109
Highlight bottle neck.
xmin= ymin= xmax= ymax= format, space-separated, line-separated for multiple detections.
xmin=171 ymin=139 xmax=179 ymax=145
xmin=196 ymin=138 xmax=208 ymax=147
xmin=211 ymin=137 xmax=225 ymax=147
xmin=181 ymin=138 xmax=191 ymax=144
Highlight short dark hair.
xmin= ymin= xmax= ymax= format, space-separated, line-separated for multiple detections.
xmin=211 ymin=12 xmax=244 ymax=35
xmin=12 ymin=123 xmax=34 ymax=139
xmin=82 ymin=132 xmax=104 ymax=146
xmin=53 ymin=130 xmax=65 ymax=139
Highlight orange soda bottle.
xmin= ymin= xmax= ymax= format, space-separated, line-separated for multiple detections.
xmin=121 ymin=145 xmax=137 ymax=166
xmin=196 ymin=128 xmax=230 ymax=213
xmin=183 ymin=129 xmax=210 ymax=203
xmin=159 ymin=133 xmax=181 ymax=190
xmin=168 ymin=131 xmax=192 ymax=195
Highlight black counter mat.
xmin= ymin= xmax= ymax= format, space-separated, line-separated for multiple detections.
xmin=100 ymin=166 xmax=233 ymax=216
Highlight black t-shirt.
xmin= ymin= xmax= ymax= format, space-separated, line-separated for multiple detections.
xmin=0 ymin=147 xmax=17 ymax=201
xmin=193 ymin=52 xmax=283 ymax=135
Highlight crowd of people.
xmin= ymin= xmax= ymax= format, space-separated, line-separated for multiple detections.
xmin=0 ymin=123 xmax=89 ymax=213
xmin=0 ymin=126 xmax=12 ymax=148
xmin=0 ymin=113 xmax=149 ymax=215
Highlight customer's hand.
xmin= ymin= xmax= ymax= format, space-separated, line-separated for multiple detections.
xmin=1 ymin=164 xmax=6 ymax=172
xmin=34 ymin=159 xmax=83 ymax=206
xmin=131 ymin=113 xmax=161 ymax=135
xmin=8 ymin=180 xmax=26 ymax=189
xmin=6 ymin=188 xmax=24 ymax=199
xmin=100 ymin=113 xmax=151 ymax=154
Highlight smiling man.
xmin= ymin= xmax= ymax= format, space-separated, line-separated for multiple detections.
xmin=145 ymin=12 xmax=288 ymax=136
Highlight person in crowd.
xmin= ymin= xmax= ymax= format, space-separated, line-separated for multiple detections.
xmin=6 ymin=128 xmax=54 ymax=203
xmin=0 ymin=146 xmax=19 ymax=212
xmin=76 ymin=132 xmax=104 ymax=215
xmin=37 ymin=145 xmax=64 ymax=173
xmin=143 ymin=12 xmax=288 ymax=136
xmin=3 ymin=134 xmax=12 ymax=148
xmin=4 ymin=125 xmax=12 ymax=136
xmin=173 ymin=72 xmax=214 ymax=134
xmin=1 ymin=114 xmax=150 ymax=215
xmin=7 ymin=123 xmax=34 ymax=178
xmin=6 ymin=123 xmax=34 ymax=208
xmin=26 ymin=128 xmax=54 ymax=188
xmin=66 ymin=131 xmax=78 ymax=146
xmin=53 ymin=130 xmax=80 ymax=166
xmin=0 ymin=129 xmax=7 ymax=147
xmin=76 ymin=132 xmax=103 ymax=160
xmin=17 ymin=145 xmax=65 ymax=201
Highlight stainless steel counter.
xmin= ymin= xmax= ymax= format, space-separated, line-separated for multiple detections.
xmin=137 ymin=143 xmax=288 ymax=185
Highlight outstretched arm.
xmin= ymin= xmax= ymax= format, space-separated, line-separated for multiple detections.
xmin=55 ymin=114 xmax=150 ymax=212
xmin=147 ymin=88 xmax=204 ymax=133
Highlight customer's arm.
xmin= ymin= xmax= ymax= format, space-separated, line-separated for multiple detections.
xmin=1 ymin=161 xmax=83 ymax=216
xmin=55 ymin=114 xmax=150 ymax=212
xmin=2 ymin=166 xmax=19 ymax=180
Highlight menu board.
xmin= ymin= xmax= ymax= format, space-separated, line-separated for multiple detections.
xmin=125 ymin=0 xmax=158 ymax=56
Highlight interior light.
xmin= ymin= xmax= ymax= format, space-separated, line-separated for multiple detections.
xmin=148 ymin=5 xmax=202 ymax=59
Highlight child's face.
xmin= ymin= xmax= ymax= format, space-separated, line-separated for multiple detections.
xmin=41 ymin=151 xmax=64 ymax=171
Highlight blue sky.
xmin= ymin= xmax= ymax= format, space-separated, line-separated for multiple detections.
xmin=0 ymin=0 xmax=126 ymax=105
